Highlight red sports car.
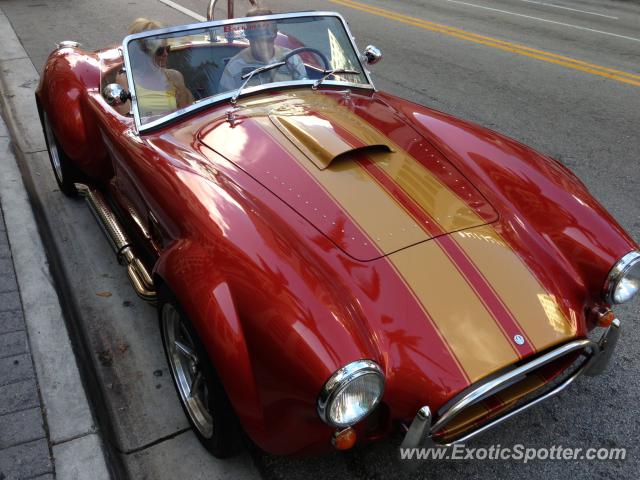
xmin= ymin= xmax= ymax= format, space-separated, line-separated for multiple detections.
xmin=35 ymin=1 xmax=639 ymax=458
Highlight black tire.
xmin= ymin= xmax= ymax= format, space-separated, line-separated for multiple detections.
xmin=158 ymin=287 xmax=242 ymax=458
xmin=41 ymin=111 xmax=79 ymax=197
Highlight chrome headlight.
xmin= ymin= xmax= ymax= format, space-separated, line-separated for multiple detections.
xmin=317 ymin=360 xmax=385 ymax=428
xmin=604 ymin=251 xmax=640 ymax=304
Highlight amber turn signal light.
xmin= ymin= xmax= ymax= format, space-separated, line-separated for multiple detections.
xmin=597 ymin=309 xmax=616 ymax=328
xmin=590 ymin=306 xmax=615 ymax=328
xmin=332 ymin=427 xmax=356 ymax=450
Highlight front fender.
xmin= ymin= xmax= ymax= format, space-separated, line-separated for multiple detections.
xmin=142 ymin=130 xmax=391 ymax=453
xmin=382 ymin=92 xmax=638 ymax=301
xmin=153 ymin=240 xmax=268 ymax=447
xmin=154 ymin=218 xmax=377 ymax=455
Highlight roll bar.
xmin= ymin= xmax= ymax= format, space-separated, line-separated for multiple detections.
xmin=207 ymin=0 xmax=259 ymax=20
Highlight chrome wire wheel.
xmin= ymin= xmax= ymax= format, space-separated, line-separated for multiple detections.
xmin=161 ymin=303 xmax=214 ymax=439
xmin=43 ymin=112 xmax=64 ymax=184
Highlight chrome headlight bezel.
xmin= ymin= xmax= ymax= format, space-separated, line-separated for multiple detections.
xmin=317 ymin=359 xmax=385 ymax=428
xmin=604 ymin=251 xmax=640 ymax=305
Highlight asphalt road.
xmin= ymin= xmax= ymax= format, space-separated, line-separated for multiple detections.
xmin=1 ymin=0 xmax=638 ymax=479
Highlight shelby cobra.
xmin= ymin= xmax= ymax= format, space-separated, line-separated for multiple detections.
xmin=36 ymin=0 xmax=639 ymax=458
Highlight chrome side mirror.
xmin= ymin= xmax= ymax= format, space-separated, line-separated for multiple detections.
xmin=103 ymin=83 xmax=131 ymax=107
xmin=363 ymin=45 xmax=382 ymax=65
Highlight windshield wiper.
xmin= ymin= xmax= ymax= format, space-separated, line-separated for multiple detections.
xmin=230 ymin=61 xmax=286 ymax=104
xmin=312 ymin=68 xmax=360 ymax=89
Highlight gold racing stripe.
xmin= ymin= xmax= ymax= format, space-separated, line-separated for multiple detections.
xmin=300 ymin=91 xmax=487 ymax=232
xmin=311 ymin=94 xmax=575 ymax=352
xmin=452 ymin=227 xmax=576 ymax=350
xmin=253 ymin=115 xmax=520 ymax=382
xmin=255 ymin=116 xmax=429 ymax=254
xmin=372 ymin=149 xmax=485 ymax=234
xmin=387 ymin=240 xmax=522 ymax=382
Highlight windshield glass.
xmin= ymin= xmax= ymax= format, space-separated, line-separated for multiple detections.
xmin=124 ymin=14 xmax=370 ymax=128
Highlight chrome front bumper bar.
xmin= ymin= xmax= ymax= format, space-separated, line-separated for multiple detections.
xmin=401 ymin=319 xmax=621 ymax=449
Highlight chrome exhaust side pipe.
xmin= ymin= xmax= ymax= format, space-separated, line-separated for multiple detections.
xmin=76 ymin=184 xmax=156 ymax=303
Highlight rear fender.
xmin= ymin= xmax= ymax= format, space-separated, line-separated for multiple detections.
xmin=36 ymin=47 xmax=111 ymax=180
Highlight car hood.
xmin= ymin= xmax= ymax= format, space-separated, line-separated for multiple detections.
xmin=198 ymin=89 xmax=498 ymax=261
xmin=146 ymin=88 xmax=638 ymax=429
xmin=192 ymin=89 xmax=583 ymax=384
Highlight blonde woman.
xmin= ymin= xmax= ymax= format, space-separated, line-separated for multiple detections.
xmin=115 ymin=18 xmax=193 ymax=116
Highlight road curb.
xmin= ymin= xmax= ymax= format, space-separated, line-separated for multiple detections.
xmin=0 ymin=9 xmax=114 ymax=480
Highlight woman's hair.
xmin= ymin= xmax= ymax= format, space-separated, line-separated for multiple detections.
xmin=128 ymin=18 xmax=164 ymax=35
xmin=127 ymin=18 xmax=166 ymax=57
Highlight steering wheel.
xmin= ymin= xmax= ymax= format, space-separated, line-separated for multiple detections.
xmin=281 ymin=47 xmax=330 ymax=74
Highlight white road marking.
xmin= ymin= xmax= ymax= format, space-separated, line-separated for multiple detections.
xmin=158 ymin=0 xmax=206 ymax=21
xmin=443 ymin=0 xmax=640 ymax=42
xmin=518 ymin=0 xmax=618 ymax=20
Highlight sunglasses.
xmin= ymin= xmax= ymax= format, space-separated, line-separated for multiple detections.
xmin=154 ymin=45 xmax=171 ymax=56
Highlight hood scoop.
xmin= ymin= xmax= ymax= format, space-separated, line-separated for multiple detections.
xmin=270 ymin=114 xmax=392 ymax=170
xmin=198 ymin=91 xmax=498 ymax=261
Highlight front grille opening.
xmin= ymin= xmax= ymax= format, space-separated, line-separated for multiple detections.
xmin=432 ymin=347 xmax=590 ymax=443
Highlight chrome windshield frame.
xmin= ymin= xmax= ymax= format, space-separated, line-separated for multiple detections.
xmin=122 ymin=11 xmax=375 ymax=134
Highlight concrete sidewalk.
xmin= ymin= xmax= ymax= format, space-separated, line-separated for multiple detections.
xmin=0 ymin=119 xmax=53 ymax=479
xmin=0 ymin=8 xmax=111 ymax=480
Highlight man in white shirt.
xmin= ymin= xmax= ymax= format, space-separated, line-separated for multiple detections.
xmin=219 ymin=9 xmax=307 ymax=93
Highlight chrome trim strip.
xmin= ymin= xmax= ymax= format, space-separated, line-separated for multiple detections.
xmin=430 ymin=339 xmax=594 ymax=433
xmin=56 ymin=40 xmax=81 ymax=50
xmin=603 ymin=251 xmax=640 ymax=304
xmin=402 ymin=327 xmax=622 ymax=448
xmin=317 ymin=359 xmax=384 ymax=427
xmin=121 ymin=11 xmax=374 ymax=134
xmin=443 ymin=362 xmax=586 ymax=445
